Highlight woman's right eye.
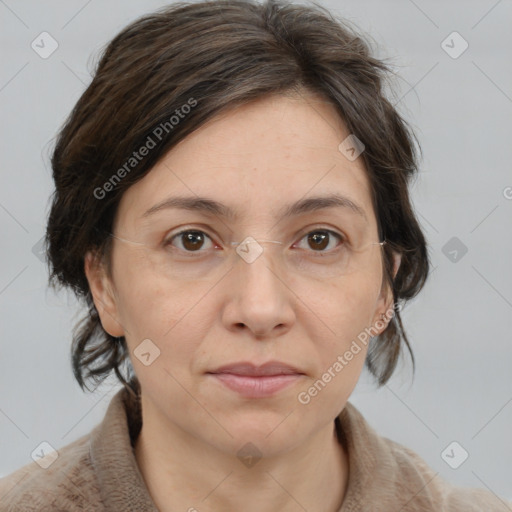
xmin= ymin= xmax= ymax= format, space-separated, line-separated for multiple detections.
xmin=166 ymin=230 xmax=216 ymax=253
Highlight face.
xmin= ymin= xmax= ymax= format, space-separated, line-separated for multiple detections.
xmin=86 ymin=92 xmax=397 ymax=457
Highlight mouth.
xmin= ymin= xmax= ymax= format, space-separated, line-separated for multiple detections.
xmin=206 ymin=361 xmax=305 ymax=398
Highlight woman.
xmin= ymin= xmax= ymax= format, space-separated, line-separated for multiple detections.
xmin=1 ymin=0 xmax=510 ymax=510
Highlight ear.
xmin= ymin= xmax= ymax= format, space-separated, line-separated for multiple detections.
xmin=370 ymin=251 xmax=402 ymax=335
xmin=84 ymin=250 xmax=124 ymax=337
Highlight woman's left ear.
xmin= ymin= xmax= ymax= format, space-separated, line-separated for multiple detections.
xmin=392 ymin=251 xmax=402 ymax=280
xmin=372 ymin=251 xmax=402 ymax=331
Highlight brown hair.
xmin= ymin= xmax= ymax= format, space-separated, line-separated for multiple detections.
xmin=46 ymin=0 xmax=430 ymax=394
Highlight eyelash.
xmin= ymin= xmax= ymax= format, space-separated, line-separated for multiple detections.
xmin=163 ymin=227 xmax=346 ymax=257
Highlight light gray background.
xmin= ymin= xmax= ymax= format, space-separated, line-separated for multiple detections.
xmin=1 ymin=0 xmax=511 ymax=502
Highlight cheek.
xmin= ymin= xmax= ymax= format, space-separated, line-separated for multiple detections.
xmin=301 ymin=272 xmax=380 ymax=377
xmin=307 ymin=270 xmax=381 ymax=336
xmin=111 ymin=250 xmax=193 ymax=341
xmin=294 ymin=277 xmax=377 ymax=412
xmin=113 ymin=273 xmax=212 ymax=394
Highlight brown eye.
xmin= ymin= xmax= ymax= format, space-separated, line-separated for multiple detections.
xmin=182 ymin=231 xmax=205 ymax=251
xmin=296 ymin=230 xmax=344 ymax=253
xmin=308 ymin=231 xmax=329 ymax=251
xmin=168 ymin=230 xmax=214 ymax=252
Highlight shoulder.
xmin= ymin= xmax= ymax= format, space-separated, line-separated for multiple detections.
xmin=339 ymin=402 xmax=512 ymax=511
xmin=0 ymin=430 xmax=103 ymax=512
xmin=380 ymin=435 xmax=511 ymax=511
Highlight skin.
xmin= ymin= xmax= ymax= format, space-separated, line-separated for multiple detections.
xmin=85 ymin=91 xmax=399 ymax=512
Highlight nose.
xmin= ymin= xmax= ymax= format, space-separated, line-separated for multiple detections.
xmin=221 ymin=242 xmax=295 ymax=338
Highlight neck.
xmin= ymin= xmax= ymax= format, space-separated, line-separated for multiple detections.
xmin=134 ymin=397 xmax=349 ymax=512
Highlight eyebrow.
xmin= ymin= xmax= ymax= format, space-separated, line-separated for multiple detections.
xmin=142 ymin=193 xmax=368 ymax=222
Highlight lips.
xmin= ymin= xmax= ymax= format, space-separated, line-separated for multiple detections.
xmin=207 ymin=361 xmax=305 ymax=398
xmin=208 ymin=361 xmax=304 ymax=377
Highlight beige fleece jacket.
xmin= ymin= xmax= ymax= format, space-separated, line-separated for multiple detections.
xmin=1 ymin=386 xmax=510 ymax=511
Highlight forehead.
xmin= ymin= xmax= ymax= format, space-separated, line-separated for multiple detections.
xmin=116 ymin=92 xmax=377 ymax=230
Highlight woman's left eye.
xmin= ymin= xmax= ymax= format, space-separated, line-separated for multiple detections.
xmin=294 ymin=230 xmax=344 ymax=253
